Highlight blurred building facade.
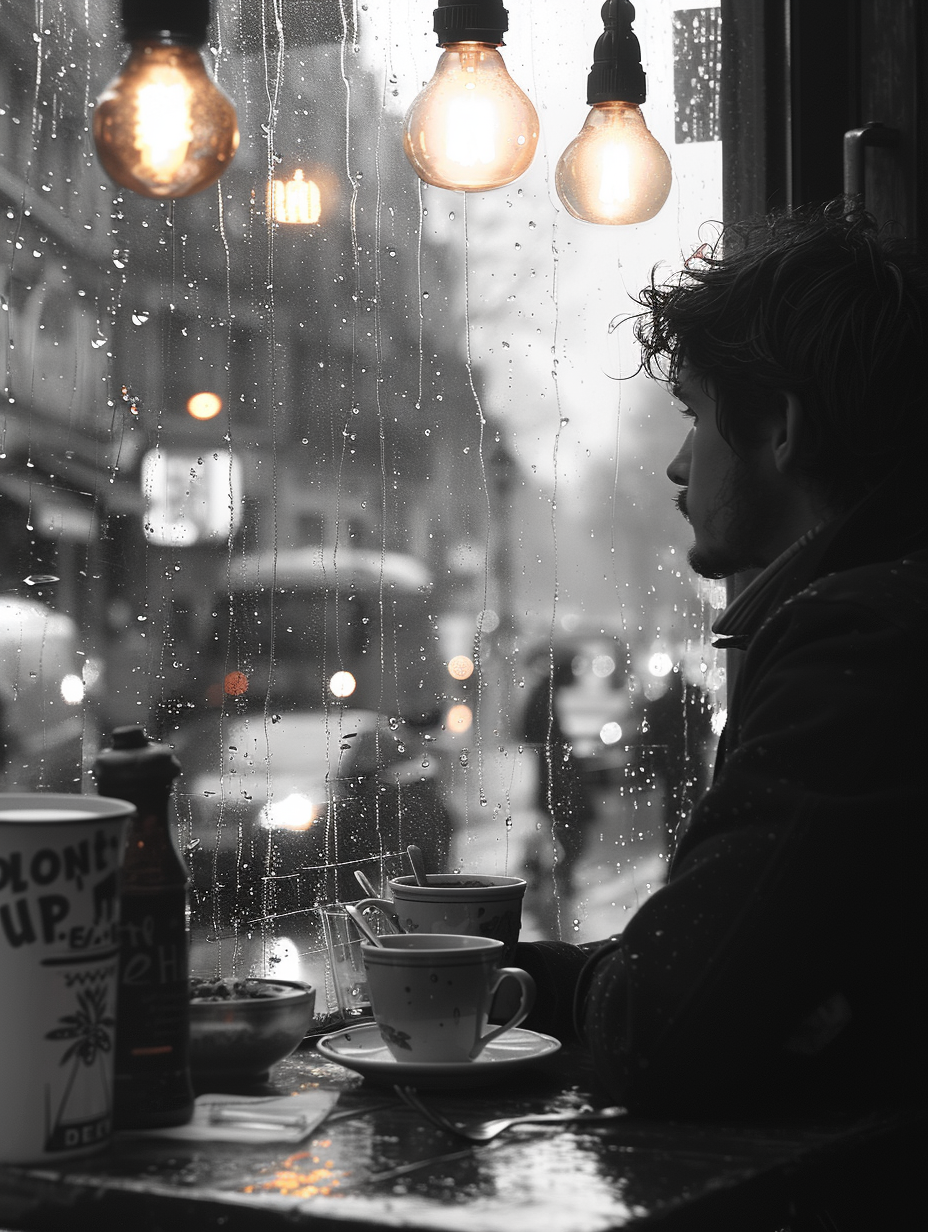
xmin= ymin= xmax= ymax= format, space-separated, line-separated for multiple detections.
xmin=1 ymin=1 xmax=504 ymax=746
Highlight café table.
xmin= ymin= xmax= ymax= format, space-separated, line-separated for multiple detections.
xmin=1 ymin=1033 xmax=923 ymax=1232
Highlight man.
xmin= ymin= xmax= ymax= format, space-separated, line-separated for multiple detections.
xmin=515 ymin=201 xmax=928 ymax=1116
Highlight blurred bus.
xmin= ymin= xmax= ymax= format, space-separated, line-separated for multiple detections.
xmin=184 ymin=546 xmax=446 ymax=725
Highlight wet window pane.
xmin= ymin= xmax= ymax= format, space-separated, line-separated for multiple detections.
xmin=2 ymin=1 xmax=722 ymax=1019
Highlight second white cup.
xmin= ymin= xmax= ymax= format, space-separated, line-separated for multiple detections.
xmin=361 ymin=933 xmax=535 ymax=1063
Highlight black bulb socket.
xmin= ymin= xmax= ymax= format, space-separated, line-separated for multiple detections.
xmin=586 ymin=0 xmax=647 ymax=106
xmin=120 ymin=0 xmax=211 ymax=45
xmin=433 ymin=0 xmax=508 ymax=47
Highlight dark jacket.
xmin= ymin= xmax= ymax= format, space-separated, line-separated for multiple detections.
xmin=516 ymin=472 xmax=928 ymax=1114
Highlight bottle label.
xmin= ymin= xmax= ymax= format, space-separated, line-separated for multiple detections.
xmin=116 ymin=886 xmax=190 ymax=1069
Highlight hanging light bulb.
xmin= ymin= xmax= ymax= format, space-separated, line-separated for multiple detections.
xmin=556 ymin=0 xmax=671 ymax=225
xmin=403 ymin=0 xmax=538 ymax=192
xmin=93 ymin=0 xmax=239 ymax=199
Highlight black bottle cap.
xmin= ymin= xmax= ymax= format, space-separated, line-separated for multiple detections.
xmin=433 ymin=1 xmax=508 ymax=47
xmin=111 ymin=725 xmax=149 ymax=750
xmin=94 ymin=725 xmax=181 ymax=787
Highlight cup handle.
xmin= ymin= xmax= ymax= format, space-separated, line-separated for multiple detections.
xmin=470 ymin=967 xmax=536 ymax=1058
xmin=352 ymin=897 xmax=404 ymax=934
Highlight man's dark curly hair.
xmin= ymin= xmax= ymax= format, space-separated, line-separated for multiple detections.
xmin=634 ymin=199 xmax=928 ymax=505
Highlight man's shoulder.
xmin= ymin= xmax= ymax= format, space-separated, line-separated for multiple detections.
xmin=782 ymin=546 xmax=928 ymax=628
xmin=736 ymin=546 xmax=928 ymax=688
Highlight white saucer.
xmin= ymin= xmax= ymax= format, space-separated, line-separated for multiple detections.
xmin=315 ymin=1023 xmax=561 ymax=1088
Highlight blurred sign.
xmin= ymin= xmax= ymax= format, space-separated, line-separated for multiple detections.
xmin=267 ymin=170 xmax=322 ymax=224
xmin=141 ymin=449 xmax=242 ymax=546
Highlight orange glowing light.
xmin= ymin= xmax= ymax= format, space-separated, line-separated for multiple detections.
xmin=447 ymin=655 xmax=474 ymax=681
xmin=187 ymin=391 xmax=222 ymax=420
xmin=266 ymin=169 xmax=322 ymax=224
xmin=224 ymin=670 xmax=249 ymax=696
xmin=447 ymin=703 xmax=472 ymax=733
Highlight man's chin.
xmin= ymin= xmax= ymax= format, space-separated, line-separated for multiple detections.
xmin=687 ymin=544 xmax=759 ymax=580
xmin=686 ymin=547 xmax=730 ymax=580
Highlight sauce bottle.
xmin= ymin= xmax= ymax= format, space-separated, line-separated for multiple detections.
xmin=94 ymin=725 xmax=194 ymax=1128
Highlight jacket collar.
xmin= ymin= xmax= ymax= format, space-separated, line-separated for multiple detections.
xmin=710 ymin=525 xmax=826 ymax=650
xmin=710 ymin=465 xmax=928 ymax=651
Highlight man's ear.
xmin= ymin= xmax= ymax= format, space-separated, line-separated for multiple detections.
xmin=771 ymin=390 xmax=804 ymax=474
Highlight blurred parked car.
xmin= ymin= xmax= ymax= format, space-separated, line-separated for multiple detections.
xmin=0 ymin=595 xmax=86 ymax=790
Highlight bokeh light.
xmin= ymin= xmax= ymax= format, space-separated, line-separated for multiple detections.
xmin=447 ymin=655 xmax=474 ymax=680
xmin=187 ymin=391 xmax=223 ymax=420
xmin=446 ymin=703 xmax=472 ymax=733
xmin=329 ymin=670 xmax=357 ymax=698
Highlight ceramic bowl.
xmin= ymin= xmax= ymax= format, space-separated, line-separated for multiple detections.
xmin=188 ymin=978 xmax=316 ymax=1082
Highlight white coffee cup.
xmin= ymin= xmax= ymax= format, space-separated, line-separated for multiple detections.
xmin=0 ymin=793 xmax=132 ymax=1164
xmin=361 ymin=933 xmax=535 ymax=1063
xmin=355 ymin=873 xmax=526 ymax=963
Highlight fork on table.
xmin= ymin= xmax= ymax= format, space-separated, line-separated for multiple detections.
xmin=394 ymin=1085 xmax=626 ymax=1143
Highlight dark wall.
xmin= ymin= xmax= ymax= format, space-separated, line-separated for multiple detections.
xmin=721 ymin=0 xmax=926 ymax=236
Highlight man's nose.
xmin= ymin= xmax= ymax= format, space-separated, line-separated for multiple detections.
xmin=666 ymin=429 xmax=693 ymax=485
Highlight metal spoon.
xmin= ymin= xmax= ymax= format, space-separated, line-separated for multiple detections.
xmin=354 ymin=868 xmax=379 ymax=898
xmin=344 ymin=902 xmax=383 ymax=947
xmin=406 ymin=844 xmax=429 ymax=886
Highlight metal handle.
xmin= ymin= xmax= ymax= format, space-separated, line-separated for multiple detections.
xmin=843 ymin=121 xmax=898 ymax=204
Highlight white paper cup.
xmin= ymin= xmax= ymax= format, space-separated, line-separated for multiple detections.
xmin=361 ymin=933 xmax=535 ymax=1063
xmin=0 ymin=793 xmax=132 ymax=1164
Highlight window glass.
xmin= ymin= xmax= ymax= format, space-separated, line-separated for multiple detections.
xmin=1 ymin=0 xmax=722 ymax=1023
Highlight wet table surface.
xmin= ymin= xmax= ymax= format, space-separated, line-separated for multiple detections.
xmin=1 ymin=1037 xmax=923 ymax=1232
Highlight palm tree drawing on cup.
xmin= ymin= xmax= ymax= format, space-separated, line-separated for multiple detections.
xmin=44 ymin=984 xmax=115 ymax=1152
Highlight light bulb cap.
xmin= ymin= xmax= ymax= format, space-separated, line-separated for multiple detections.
xmin=586 ymin=0 xmax=647 ymax=105
xmin=433 ymin=1 xmax=508 ymax=47
xmin=121 ymin=0 xmax=210 ymax=44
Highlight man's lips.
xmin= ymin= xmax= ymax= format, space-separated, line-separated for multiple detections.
xmin=674 ymin=488 xmax=690 ymax=521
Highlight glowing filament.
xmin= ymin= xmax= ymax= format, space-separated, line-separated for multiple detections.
xmin=445 ymin=94 xmax=498 ymax=167
xmin=134 ymin=79 xmax=193 ymax=184
xmin=598 ymin=144 xmax=631 ymax=206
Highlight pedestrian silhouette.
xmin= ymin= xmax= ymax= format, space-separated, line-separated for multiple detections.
xmin=519 ymin=655 xmax=595 ymax=900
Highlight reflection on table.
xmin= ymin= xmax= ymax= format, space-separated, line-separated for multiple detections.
xmin=3 ymin=1043 xmax=922 ymax=1231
